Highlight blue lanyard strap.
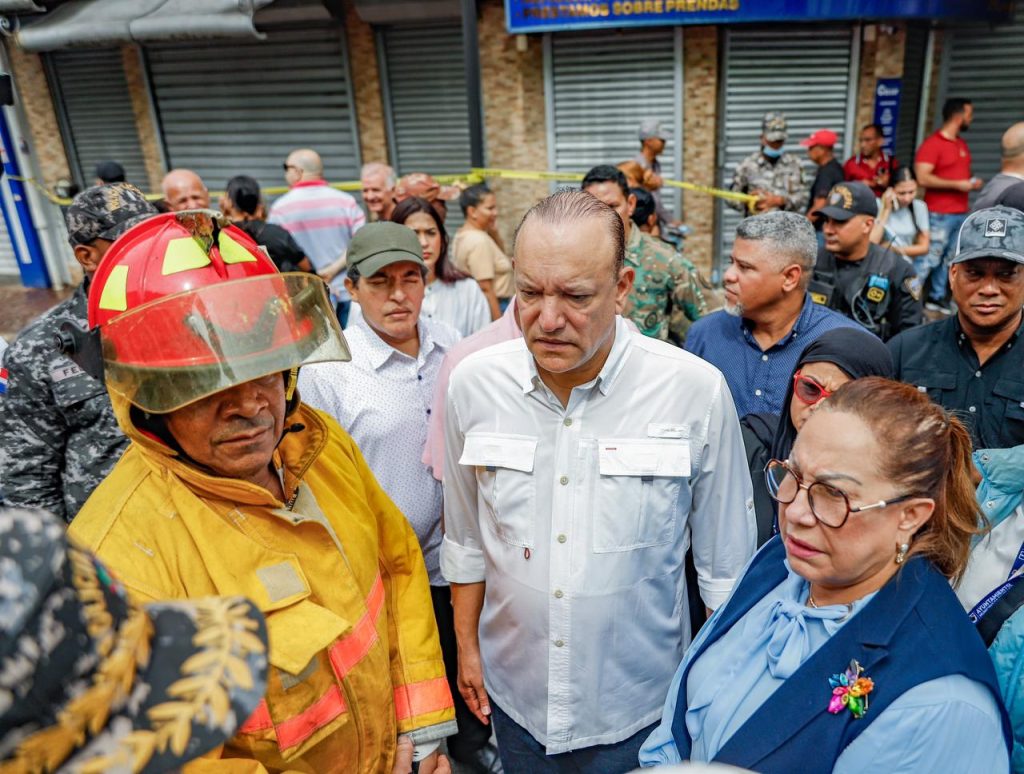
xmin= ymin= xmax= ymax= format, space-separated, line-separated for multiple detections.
xmin=968 ymin=537 xmax=1024 ymax=624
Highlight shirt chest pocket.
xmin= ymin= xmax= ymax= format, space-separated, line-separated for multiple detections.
xmin=903 ymin=369 xmax=956 ymax=404
xmin=460 ymin=433 xmax=538 ymax=548
xmin=592 ymin=438 xmax=689 ymax=553
xmin=993 ymin=378 xmax=1024 ymax=430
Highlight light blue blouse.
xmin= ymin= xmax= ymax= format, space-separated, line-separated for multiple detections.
xmin=639 ymin=565 xmax=1009 ymax=772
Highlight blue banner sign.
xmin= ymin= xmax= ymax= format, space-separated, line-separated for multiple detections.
xmin=506 ymin=0 xmax=1013 ymax=34
xmin=872 ymin=78 xmax=902 ymax=153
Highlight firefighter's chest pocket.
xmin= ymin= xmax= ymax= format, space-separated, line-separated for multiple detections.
xmin=592 ymin=438 xmax=689 ymax=553
xmin=460 ymin=433 xmax=538 ymax=548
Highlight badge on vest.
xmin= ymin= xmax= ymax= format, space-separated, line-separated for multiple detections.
xmin=827 ymin=659 xmax=875 ymax=719
xmin=865 ymin=274 xmax=889 ymax=304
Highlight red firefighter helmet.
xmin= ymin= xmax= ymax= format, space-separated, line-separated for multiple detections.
xmin=88 ymin=210 xmax=350 ymax=414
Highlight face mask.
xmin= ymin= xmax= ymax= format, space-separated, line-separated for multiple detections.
xmin=762 ymin=146 xmax=785 ymax=159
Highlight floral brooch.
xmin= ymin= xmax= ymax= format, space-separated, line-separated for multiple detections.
xmin=827 ymin=659 xmax=874 ymax=719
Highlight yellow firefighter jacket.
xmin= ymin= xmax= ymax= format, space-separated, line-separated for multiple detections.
xmin=68 ymin=394 xmax=456 ymax=773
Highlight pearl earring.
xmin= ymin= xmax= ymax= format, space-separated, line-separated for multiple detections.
xmin=895 ymin=542 xmax=910 ymax=565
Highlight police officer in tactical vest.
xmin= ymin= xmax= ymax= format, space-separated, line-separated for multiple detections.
xmin=811 ymin=181 xmax=923 ymax=340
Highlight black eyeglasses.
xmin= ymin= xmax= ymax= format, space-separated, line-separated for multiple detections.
xmin=764 ymin=459 xmax=916 ymax=529
xmin=282 ymin=163 xmax=298 ymax=172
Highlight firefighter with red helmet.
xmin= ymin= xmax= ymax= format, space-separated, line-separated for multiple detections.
xmin=67 ymin=211 xmax=456 ymax=773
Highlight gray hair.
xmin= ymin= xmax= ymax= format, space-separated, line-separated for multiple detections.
xmin=514 ymin=189 xmax=625 ymax=277
xmin=361 ymin=162 xmax=396 ymax=188
xmin=735 ymin=211 xmax=817 ymax=281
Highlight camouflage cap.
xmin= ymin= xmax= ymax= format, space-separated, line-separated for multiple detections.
xmin=954 ymin=206 xmax=1024 ymax=265
xmin=65 ymin=183 xmax=158 ymax=246
xmin=762 ymin=111 xmax=788 ymax=142
xmin=0 ymin=507 xmax=269 ymax=772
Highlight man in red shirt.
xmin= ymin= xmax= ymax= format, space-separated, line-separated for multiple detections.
xmin=843 ymin=123 xmax=896 ymax=196
xmin=914 ymin=98 xmax=983 ymax=312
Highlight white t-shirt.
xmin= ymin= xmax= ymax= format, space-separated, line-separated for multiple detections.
xmin=881 ymin=198 xmax=929 ymax=249
xmin=421 ymin=278 xmax=491 ymax=338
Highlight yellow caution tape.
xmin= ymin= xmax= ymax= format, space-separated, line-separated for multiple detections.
xmin=12 ymin=167 xmax=758 ymax=212
xmin=470 ymin=167 xmax=757 ymax=211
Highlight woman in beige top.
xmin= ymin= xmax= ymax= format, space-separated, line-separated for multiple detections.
xmin=452 ymin=184 xmax=514 ymax=320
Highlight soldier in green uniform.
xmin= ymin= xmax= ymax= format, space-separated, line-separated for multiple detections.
xmin=729 ymin=112 xmax=808 ymax=214
xmin=583 ymin=166 xmax=709 ymax=346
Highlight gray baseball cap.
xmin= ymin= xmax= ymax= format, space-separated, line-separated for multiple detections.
xmin=347 ymin=221 xmax=426 ymax=277
xmin=639 ymin=118 xmax=666 ymax=142
xmin=953 ymin=206 xmax=1024 ymax=265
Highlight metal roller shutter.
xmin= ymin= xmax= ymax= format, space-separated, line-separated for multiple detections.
xmin=936 ymin=1 xmax=1024 ymax=187
xmin=146 ymin=25 xmax=360 ymax=193
xmin=546 ymin=28 xmax=683 ymax=219
xmin=717 ymin=27 xmax=857 ymax=277
xmin=380 ymin=22 xmax=471 ymax=231
xmin=381 ymin=23 xmax=471 ymax=177
xmin=47 ymin=48 xmax=148 ymax=189
xmin=895 ymin=25 xmax=929 ymax=167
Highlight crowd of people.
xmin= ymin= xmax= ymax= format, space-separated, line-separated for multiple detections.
xmin=0 ymin=103 xmax=1023 ymax=774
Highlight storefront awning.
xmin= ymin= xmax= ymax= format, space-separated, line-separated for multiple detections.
xmin=16 ymin=0 xmax=277 ymax=52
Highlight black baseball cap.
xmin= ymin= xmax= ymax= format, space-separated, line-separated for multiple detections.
xmin=813 ymin=182 xmax=878 ymax=222
xmin=94 ymin=160 xmax=126 ymax=183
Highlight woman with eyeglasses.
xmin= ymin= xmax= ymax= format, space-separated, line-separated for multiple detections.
xmin=741 ymin=327 xmax=894 ymax=546
xmin=640 ymin=377 xmax=1011 ymax=773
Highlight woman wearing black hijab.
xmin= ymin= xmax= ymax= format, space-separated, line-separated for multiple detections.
xmin=741 ymin=327 xmax=895 ymax=546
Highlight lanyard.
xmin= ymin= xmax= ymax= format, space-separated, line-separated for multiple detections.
xmin=968 ymin=538 xmax=1024 ymax=623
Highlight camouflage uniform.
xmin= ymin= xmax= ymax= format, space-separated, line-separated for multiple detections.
xmin=728 ymin=151 xmax=808 ymax=214
xmin=623 ymin=225 xmax=710 ymax=347
xmin=0 ymin=285 xmax=127 ymax=522
xmin=729 ymin=112 xmax=808 ymax=214
xmin=0 ymin=183 xmax=155 ymax=522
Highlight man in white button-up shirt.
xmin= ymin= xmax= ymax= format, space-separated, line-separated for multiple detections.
xmin=442 ymin=191 xmax=756 ymax=771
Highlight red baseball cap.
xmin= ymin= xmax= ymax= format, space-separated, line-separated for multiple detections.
xmin=800 ymin=129 xmax=838 ymax=148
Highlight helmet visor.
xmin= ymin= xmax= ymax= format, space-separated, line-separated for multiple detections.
xmin=101 ymin=273 xmax=350 ymax=414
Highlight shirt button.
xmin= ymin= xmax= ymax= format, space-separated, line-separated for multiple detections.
xmin=987 ymin=500 xmax=996 ymax=509
xmin=968 ymin=406 xmax=977 ymax=413
xmin=761 ymin=354 xmax=769 ymax=362
xmin=417 ymin=375 xmax=422 ymax=381
xmin=557 ymin=534 xmax=567 ymax=543
xmin=554 ymin=639 xmax=565 ymax=648
xmin=755 ymin=389 xmax=763 ymax=396
xmin=563 ymin=417 xmax=573 ymax=427
xmin=559 ymin=475 xmax=569 ymax=485
xmin=554 ymin=590 xmax=564 ymax=599
xmin=975 ymin=371 xmax=982 ymax=378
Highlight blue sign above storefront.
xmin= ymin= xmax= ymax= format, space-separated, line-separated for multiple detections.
xmin=506 ymin=0 xmax=1013 ymax=34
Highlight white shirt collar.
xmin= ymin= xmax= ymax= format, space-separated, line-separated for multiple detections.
xmin=514 ymin=316 xmax=632 ymax=399
xmin=352 ymin=316 xmax=442 ymax=371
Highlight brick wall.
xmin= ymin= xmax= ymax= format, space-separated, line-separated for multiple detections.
xmin=4 ymin=43 xmax=70 ymax=189
xmin=120 ymin=45 xmax=165 ymax=192
xmin=478 ymin=0 xmax=548 ymax=248
xmin=682 ymin=26 xmax=718 ymax=276
xmin=855 ymin=24 xmax=907 ymax=136
xmin=344 ymin=1 xmax=388 ymax=168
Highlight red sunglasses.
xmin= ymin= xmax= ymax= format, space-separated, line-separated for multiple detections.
xmin=792 ymin=370 xmax=833 ymax=406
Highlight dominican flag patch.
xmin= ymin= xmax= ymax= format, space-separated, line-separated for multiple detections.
xmin=0 ymin=367 xmax=8 ymax=395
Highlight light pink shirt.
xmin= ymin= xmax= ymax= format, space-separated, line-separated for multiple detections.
xmin=423 ymin=301 xmax=521 ymax=481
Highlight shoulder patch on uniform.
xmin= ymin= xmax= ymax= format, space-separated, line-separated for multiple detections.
xmin=0 ymin=366 xmax=7 ymax=395
xmin=903 ymin=275 xmax=923 ymax=301
xmin=50 ymin=362 xmax=85 ymax=383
